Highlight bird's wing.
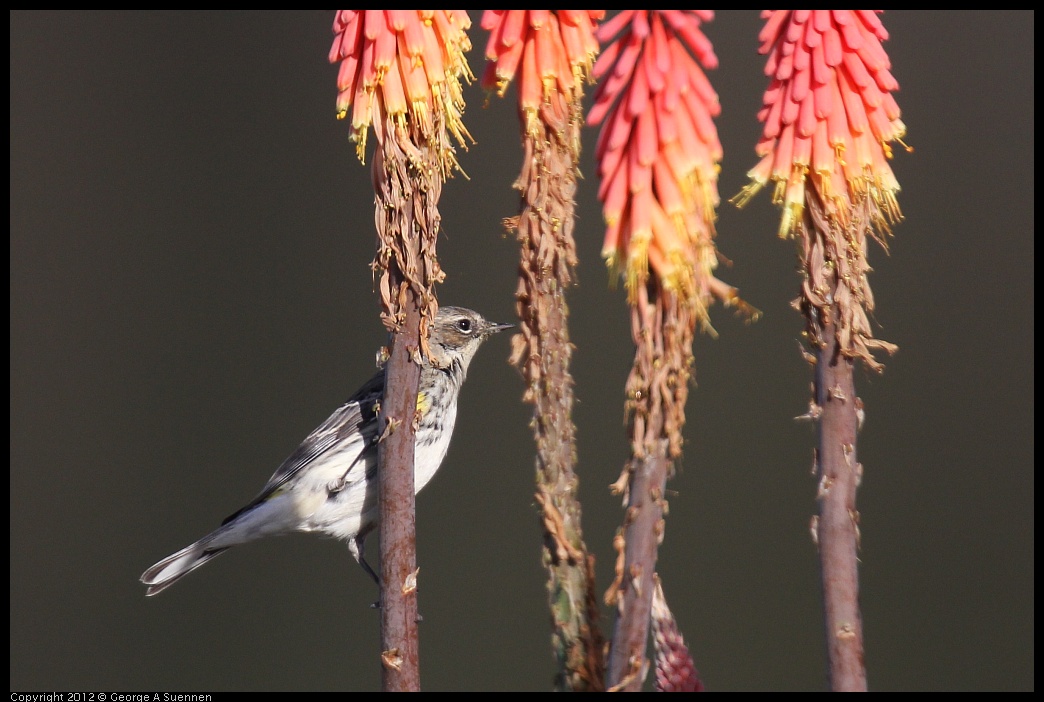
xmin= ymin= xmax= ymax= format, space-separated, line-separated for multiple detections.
xmin=220 ymin=370 xmax=384 ymax=526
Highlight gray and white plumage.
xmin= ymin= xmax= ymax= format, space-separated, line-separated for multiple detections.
xmin=141 ymin=306 xmax=510 ymax=596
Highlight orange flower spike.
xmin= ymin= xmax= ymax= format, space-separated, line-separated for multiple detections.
xmin=419 ymin=21 xmax=447 ymax=87
xmin=485 ymin=39 xmax=523 ymax=94
xmin=590 ymin=10 xmax=727 ymax=305
xmin=759 ymin=80 xmax=785 ymax=142
xmin=362 ymin=10 xmax=383 ymax=42
xmin=598 ymin=10 xmax=636 ymax=45
xmin=599 ymin=151 xmax=629 ymax=225
xmin=653 ymin=157 xmax=685 ymax=224
xmin=653 ymin=90 xmax=677 ymax=149
xmin=602 ymin=217 xmax=623 ymax=266
xmin=354 ymin=34 xmax=377 ymax=107
xmin=532 ymin=16 xmax=560 ymax=99
xmin=380 ymin=47 xmax=409 ymax=120
xmin=681 ymin=83 xmax=721 ymax=158
xmin=779 ymin=75 xmax=801 ymax=130
xmin=478 ymin=61 xmax=499 ymax=98
xmin=558 ymin=20 xmax=585 ymax=76
xmin=661 ymin=10 xmax=717 ymax=70
xmin=517 ymin=34 xmax=542 ymax=120
xmin=629 ymin=185 xmax=653 ymax=240
xmin=528 ymin=9 xmax=550 ymax=29
xmin=425 ymin=11 xmax=472 ymax=89
xmin=332 ymin=9 xmax=353 ymax=35
xmin=825 ymin=79 xmax=851 ymax=150
xmin=629 ymin=127 xmax=653 ymax=195
xmin=589 ymin=24 xmax=621 ymax=77
xmin=331 ymin=12 xmax=363 ymax=102
xmin=336 ymin=50 xmax=360 ymax=103
xmin=398 ymin=14 xmax=426 ymax=62
xmin=812 ymin=65 xmax=833 ymax=120
xmin=595 ymin=135 xmax=623 ymax=202
xmin=330 ymin=10 xmax=473 ymax=163
xmin=608 ymin=32 xmax=642 ymax=84
xmin=648 ymin=16 xmax=671 ymax=79
xmin=793 ymin=131 xmax=812 ymax=173
xmin=757 ymin=11 xmax=783 ymax=49
xmin=382 ymin=9 xmax=407 ymax=33
xmin=482 ymin=10 xmax=601 ymax=107
xmin=645 ymin=241 xmax=669 ymax=286
xmin=615 ymin=203 xmax=634 ymax=250
xmin=838 ymin=67 xmax=870 ymax=136
xmin=554 ymin=27 xmax=584 ymax=99
xmin=811 ymin=120 xmax=833 ymax=179
xmin=648 ymin=195 xmax=686 ymax=257
xmin=625 ymin=48 xmax=650 ymax=123
xmin=331 ymin=11 xmax=361 ymax=64
xmin=670 ymin=105 xmax=702 ymax=184
xmin=480 ymin=9 xmax=504 ymax=31
xmin=400 ymin=43 xmax=433 ymax=118
xmin=558 ymin=12 xmax=602 ymax=89
xmin=496 ymin=7 xmax=529 ymax=44
xmin=735 ymin=10 xmax=905 ymax=236
xmin=602 ymin=84 xmax=636 ymax=155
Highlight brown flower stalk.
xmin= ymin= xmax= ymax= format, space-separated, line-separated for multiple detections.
xmin=481 ymin=10 xmax=605 ymax=691
xmin=733 ymin=10 xmax=907 ymax=691
xmin=329 ymin=10 xmax=472 ymax=690
xmin=588 ymin=11 xmax=750 ymax=690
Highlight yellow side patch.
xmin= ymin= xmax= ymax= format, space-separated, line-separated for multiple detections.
xmin=416 ymin=391 xmax=429 ymax=416
xmin=265 ymin=485 xmax=289 ymax=500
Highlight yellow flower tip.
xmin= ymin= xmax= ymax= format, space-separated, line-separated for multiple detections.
xmin=351 ymin=127 xmax=369 ymax=165
xmin=882 ymin=128 xmax=913 ymax=159
xmin=832 ymin=142 xmax=848 ymax=168
xmin=628 ymin=233 xmax=650 ymax=268
xmin=624 ymin=262 xmax=650 ymax=304
xmin=657 ymin=269 xmax=679 ymax=294
xmin=541 ymin=75 xmax=559 ymax=102
xmin=602 ymin=252 xmax=624 ymax=290
xmin=622 ymin=235 xmax=652 ymax=300
xmin=778 ymin=200 xmax=804 ymax=239
xmin=521 ymin=106 xmax=540 ymax=137
xmin=480 ymin=62 xmax=511 ymax=99
xmin=717 ymin=284 xmax=762 ymax=323
xmin=894 ymin=133 xmax=914 ymax=155
xmin=729 ymin=179 xmax=765 ymax=209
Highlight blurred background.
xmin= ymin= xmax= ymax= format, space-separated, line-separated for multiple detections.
xmin=10 ymin=11 xmax=1033 ymax=692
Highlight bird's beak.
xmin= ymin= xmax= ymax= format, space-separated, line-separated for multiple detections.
xmin=487 ymin=321 xmax=514 ymax=335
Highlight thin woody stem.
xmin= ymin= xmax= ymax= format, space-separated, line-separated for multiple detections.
xmin=377 ymin=297 xmax=422 ymax=691
xmin=605 ymin=283 xmax=687 ymax=691
xmin=605 ymin=451 xmax=670 ymax=690
xmin=371 ymin=113 xmax=445 ymax=692
xmin=509 ymin=82 xmax=604 ymax=690
xmin=814 ymin=293 xmax=867 ymax=691
xmin=799 ymin=192 xmax=871 ymax=691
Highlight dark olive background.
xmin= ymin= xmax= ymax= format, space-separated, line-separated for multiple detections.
xmin=10 ymin=11 xmax=1033 ymax=691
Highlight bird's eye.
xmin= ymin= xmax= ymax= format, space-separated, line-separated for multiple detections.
xmin=456 ymin=318 xmax=473 ymax=333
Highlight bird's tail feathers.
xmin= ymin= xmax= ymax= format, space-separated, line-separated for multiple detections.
xmin=141 ymin=535 xmax=229 ymax=597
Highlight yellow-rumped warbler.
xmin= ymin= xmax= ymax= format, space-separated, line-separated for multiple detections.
xmin=141 ymin=306 xmax=510 ymax=596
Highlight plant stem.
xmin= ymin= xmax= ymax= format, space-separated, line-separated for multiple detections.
xmin=377 ymin=294 xmax=423 ymax=692
xmin=606 ymin=451 xmax=670 ymax=690
xmin=814 ymin=298 xmax=867 ymax=691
